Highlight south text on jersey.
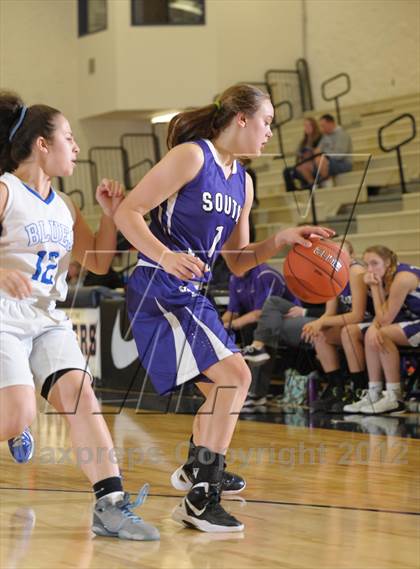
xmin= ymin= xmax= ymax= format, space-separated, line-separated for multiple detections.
xmin=202 ymin=192 xmax=242 ymax=222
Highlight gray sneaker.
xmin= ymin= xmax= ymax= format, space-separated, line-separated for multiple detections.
xmin=92 ymin=484 xmax=160 ymax=541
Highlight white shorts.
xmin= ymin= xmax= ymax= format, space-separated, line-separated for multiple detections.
xmin=0 ymin=297 xmax=91 ymax=392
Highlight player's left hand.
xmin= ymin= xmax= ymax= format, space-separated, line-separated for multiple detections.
xmin=364 ymin=271 xmax=381 ymax=287
xmin=285 ymin=306 xmax=306 ymax=318
xmin=366 ymin=324 xmax=386 ymax=352
xmin=274 ymin=225 xmax=335 ymax=249
xmin=301 ymin=318 xmax=323 ymax=342
xmin=96 ymin=179 xmax=125 ymax=217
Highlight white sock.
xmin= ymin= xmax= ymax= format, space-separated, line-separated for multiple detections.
xmin=368 ymin=382 xmax=383 ymax=402
xmin=386 ymin=383 xmax=402 ymax=399
xmin=101 ymin=491 xmax=124 ymax=504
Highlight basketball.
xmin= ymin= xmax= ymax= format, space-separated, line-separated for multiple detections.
xmin=284 ymin=238 xmax=350 ymax=304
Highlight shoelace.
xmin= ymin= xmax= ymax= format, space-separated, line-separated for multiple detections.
xmin=358 ymin=389 xmax=370 ymax=402
xmin=207 ymin=497 xmax=237 ymax=521
xmin=120 ymin=484 xmax=149 ymax=524
xmin=12 ymin=435 xmax=25 ymax=448
xmin=206 ymin=483 xmax=223 ymax=508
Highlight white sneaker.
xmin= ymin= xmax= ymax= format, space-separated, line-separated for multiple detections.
xmin=243 ymin=394 xmax=267 ymax=407
xmin=343 ymin=390 xmax=378 ymax=413
xmin=360 ymin=391 xmax=405 ymax=415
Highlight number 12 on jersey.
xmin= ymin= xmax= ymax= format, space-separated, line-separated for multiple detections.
xmin=32 ymin=250 xmax=59 ymax=285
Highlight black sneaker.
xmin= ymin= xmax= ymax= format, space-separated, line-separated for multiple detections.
xmin=329 ymin=388 xmax=358 ymax=413
xmin=243 ymin=394 xmax=268 ymax=407
xmin=171 ymin=464 xmax=246 ymax=495
xmin=310 ymin=386 xmax=344 ymax=413
xmin=241 ymin=345 xmax=270 ymax=364
xmin=172 ymin=482 xmax=244 ymax=532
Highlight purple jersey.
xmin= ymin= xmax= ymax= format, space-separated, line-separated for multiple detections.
xmin=338 ymin=259 xmax=373 ymax=320
xmin=127 ymin=138 xmax=246 ymax=396
xmin=138 ymin=139 xmax=246 ymax=283
xmin=228 ymin=264 xmax=299 ymax=314
xmin=395 ymin=263 xmax=420 ymax=318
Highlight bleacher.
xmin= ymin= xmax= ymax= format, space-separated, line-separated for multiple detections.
xmin=58 ymin=92 xmax=420 ymax=370
xmin=252 ymin=92 xmax=420 ymax=273
xmin=65 ymin=92 xmax=419 ymax=278
xmin=57 ymin=84 xmax=419 ymax=411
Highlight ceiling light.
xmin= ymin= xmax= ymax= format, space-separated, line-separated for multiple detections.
xmin=151 ymin=112 xmax=179 ymax=124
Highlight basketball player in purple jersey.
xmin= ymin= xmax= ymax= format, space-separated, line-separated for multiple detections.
xmin=341 ymin=246 xmax=420 ymax=414
xmin=0 ymin=91 xmax=159 ymax=540
xmin=301 ymin=240 xmax=372 ymax=413
xmin=115 ymin=84 xmax=333 ymax=532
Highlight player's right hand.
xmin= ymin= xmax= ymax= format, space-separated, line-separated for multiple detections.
xmin=301 ymin=318 xmax=323 ymax=342
xmin=275 ymin=225 xmax=335 ymax=249
xmin=161 ymin=251 xmax=206 ymax=281
xmin=0 ymin=268 xmax=32 ymax=299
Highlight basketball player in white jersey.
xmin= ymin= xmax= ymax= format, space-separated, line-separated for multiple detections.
xmin=0 ymin=91 xmax=159 ymax=541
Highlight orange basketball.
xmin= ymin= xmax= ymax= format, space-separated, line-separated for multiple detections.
xmin=284 ymin=238 xmax=350 ymax=304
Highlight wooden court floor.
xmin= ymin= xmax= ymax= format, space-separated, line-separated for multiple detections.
xmin=0 ymin=402 xmax=419 ymax=569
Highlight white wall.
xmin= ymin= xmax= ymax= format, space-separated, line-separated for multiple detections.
xmin=1 ymin=0 xmax=419 ymax=156
xmin=0 ymin=0 xmax=78 ymax=127
xmin=108 ymin=0 xmax=302 ymax=112
xmin=77 ymin=0 xmax=118 ymax=119
xmin=212 ymin=0 xmax=302 ymax=92
xmin=306 ymin=0 xmax=420 ymax=108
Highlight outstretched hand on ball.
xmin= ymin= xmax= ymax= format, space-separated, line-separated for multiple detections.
xmin=274 ymin=225 xmax=335 ymax=249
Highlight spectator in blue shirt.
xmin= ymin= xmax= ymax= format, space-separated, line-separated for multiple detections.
xmin=222 ymin=264 xmax=296 ymax=346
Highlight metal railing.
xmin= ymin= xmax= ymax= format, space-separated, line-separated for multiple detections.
xmin=120 ymin=133 xmax=160 ymax=187
xmin=58 ymin=159 xmax=98 ymax=211
xmin=321 ymin=72 xmax=351 ymax=125
xmin=296 ymin=58 xmax=313 ymax=112
xmin=272 ymin=100 xmax=293 ymax=157
xmin=265 ymin=58 xmax=313 ymax=118
xmin=378 ymin=113 xmax=417 ymax=194
xmin=88 ymin=146 xmax=131 ymax=190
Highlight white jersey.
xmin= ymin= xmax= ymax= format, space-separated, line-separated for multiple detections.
xmin=0 ymin=172 xmax=75 ymax=311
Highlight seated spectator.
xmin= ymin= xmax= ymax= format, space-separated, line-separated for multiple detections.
xmin=241 ymin=297 xmax=322 ymax=364
xmin=66 ymin=260 xmax=83 ymax=286
xmin=67 ymin=260 xmax=123 ymax=290
xmin=222 ymin=263 xmax=291 ymax=347
xmin=296 ymin=114 xmax=353 ymax=187
xmin=301 ymin=240 xmax=372 ymax=413
xmin=341 ymin=246 xmax=420 ymax=415
xmin=283 ymin=117 xmax=322 ymax=192
xmin=83 ymin=267 xmax=124 ymax=289
xmin=240 ymin=297 xmax=325 ymax=410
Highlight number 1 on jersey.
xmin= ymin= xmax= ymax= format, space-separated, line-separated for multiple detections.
xmin=208 ymin=226 xmax=223 ymax=259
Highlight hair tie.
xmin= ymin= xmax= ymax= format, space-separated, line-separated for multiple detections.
xmin=214 ymin=100 xmax=221 ymax=111
xmin=8 ymin=106 xmax=28 ymax=142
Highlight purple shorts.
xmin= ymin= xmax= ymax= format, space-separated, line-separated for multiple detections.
xmin=127 ymin=265 xmax=239 ymax=395
xmin=398 ymin=320 xmax=420 ymax=347
xmin=359 ymin=319 xmax=420 ymax=347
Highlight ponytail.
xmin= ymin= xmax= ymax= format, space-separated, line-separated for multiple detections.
xmin=167 ymin=83 xmax=270 ymax=149
xmin=0 ymin=90 xmax=61 ymax=174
